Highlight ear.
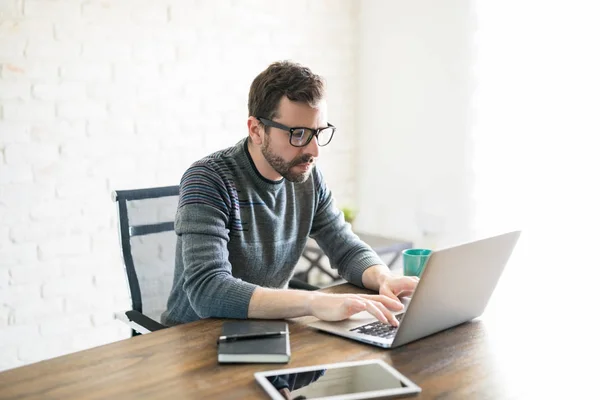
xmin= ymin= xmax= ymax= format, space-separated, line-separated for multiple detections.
xmin=247 ymin=116 xmax=264 ymax=145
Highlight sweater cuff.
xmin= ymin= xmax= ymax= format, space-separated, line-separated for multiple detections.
xmin=344 ymin=254 xmax=385 ymax=289
xmin=204 ymin=278 xmax=258 ymax=319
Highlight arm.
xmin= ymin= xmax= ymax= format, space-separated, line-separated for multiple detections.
xmin=248 ymin=286 xmax=404 ymax=325
xmin=246 ymin=265 xmax=416 ymax=323
xmin=177 ymin=164 xmax=258 ymax=319
xmin=309 ymin=168 xmax=384 ymax=287
xmin=309 ymin=168 xmax=419 ymax=301
xmin=362 ymin=264 xmax=395 ymax=290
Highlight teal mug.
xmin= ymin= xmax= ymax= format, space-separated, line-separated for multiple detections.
xmin=402 ymin=249 xmax=432 ymax=277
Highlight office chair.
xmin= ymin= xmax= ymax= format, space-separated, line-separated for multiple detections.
xmin=112 ymin=185 xmax=318 ymax=335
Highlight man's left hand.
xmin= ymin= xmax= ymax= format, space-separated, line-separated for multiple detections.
xmin=378 ymin=275 xmax=419 ymax=302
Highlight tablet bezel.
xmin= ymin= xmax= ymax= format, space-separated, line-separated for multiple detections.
xmin=254 ymin=358 xmax=421 ymax=400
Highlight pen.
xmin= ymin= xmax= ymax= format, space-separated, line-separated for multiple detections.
xmin=218 ymin=331 xmax=287 ymax=343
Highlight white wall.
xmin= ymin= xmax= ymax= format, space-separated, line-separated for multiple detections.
xmin=0 ymin=0 xmax=359 ymax=371
xmin=469 ymin=0 xmax=600 ymax=321
xmin=355 ymin=0 xmax=476 ymax=248
xmin=355 ymin=0 xmax=600 ymax=331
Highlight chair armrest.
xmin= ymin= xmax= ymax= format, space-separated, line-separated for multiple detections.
xmin=289 ymin=278 xmax=319 ymax=291
xmin=115 ymin=310 xmax=167 ymax=334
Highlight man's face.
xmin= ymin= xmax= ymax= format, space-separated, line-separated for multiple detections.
xmin=261 ymin=97 xmax=327 ymax=183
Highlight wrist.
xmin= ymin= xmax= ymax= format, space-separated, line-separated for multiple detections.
xmin=362 ymin=264 xmax=393 ymax=291
xmin=304 ymin=291 xmax=322 ymax=316
xmin=376 ymin=268 xmax=394 ymax=287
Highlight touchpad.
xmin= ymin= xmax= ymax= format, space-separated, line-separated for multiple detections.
xmin=347 ymin=311 xmax=377 ymax=322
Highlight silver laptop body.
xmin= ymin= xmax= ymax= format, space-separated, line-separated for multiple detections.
xmin=306 ymin=231 xmax=521 ymax=348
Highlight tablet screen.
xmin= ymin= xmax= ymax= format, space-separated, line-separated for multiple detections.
xmin=255 ymin=359 xmax=420 ymax=400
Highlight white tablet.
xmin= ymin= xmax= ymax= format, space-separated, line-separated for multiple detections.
xmin=254 ymin=359 xmax=421 ymax=400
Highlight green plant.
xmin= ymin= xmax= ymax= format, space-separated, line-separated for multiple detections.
xmin=341 ymin=206 xmax=358 ymax=224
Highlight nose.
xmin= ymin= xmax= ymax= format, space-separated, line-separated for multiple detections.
xmin=306 ymin=135 xmax=319 ymax=159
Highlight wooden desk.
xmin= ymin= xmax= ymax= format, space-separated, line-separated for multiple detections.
xmin=0 ymin=283 xmax=595 ymax=399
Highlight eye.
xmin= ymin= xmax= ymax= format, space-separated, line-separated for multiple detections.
xmin=290 ymin=128 xmax=307 ymax=144
xmin=291 ymin=128 xmax=305 ymax=139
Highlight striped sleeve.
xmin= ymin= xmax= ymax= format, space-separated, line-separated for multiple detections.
xmin=178 ymin=162 xmax=232 ymax=216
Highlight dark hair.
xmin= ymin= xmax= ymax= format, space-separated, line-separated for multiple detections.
xmin=248 ymin=61 xmax=325 ymax=120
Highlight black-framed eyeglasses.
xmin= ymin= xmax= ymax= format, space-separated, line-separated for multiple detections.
xmin=257 ymin=117 xmax=336 ymax=147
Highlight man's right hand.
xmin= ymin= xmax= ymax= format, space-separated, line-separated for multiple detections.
xmin=306 ymin=292 xmax=405 ymax=326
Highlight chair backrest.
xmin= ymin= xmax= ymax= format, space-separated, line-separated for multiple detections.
xmin=112 ymin=186 xmax=180 ymax=322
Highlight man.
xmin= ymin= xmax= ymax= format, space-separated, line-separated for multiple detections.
xmin=161 ymin=61 xmax=418 ymax=327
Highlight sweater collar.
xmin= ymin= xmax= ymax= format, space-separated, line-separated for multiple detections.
xmin=240 ymin=138 xmax=286 ymax=190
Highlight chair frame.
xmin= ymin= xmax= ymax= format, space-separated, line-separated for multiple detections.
xmin=113 ymin=186 xmax=179 ymax=334
xmin=113 ymin=185 xmax=179 ymax=317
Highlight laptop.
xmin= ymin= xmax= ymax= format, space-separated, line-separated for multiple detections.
xmin=307 ymin=230 xmax=521 ymax=348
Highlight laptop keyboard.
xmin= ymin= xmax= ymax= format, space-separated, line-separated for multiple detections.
xmin=349 ymin=314 xmax=405 ymax=339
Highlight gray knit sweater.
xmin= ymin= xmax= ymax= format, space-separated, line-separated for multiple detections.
xmin=160 ymin=138 xmax=383 ymax=326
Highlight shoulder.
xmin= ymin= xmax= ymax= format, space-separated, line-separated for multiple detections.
xmin=179 ymin=146 xmax=242 ymax=209
xmin=180 ymin=160 xmax=224 ymax=190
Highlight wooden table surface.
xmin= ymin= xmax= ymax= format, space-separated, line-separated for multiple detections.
xmin=0 ymin=282 xmax=596 ymax=399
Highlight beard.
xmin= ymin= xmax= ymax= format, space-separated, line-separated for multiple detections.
xmin=261 ymin=134 xmax=315 ymax=183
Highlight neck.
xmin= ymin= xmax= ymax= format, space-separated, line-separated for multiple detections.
xmin=247 ymin=139 xmax=283 ymax=181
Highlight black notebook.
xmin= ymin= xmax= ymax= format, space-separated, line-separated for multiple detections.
xmin=217 ymin=320 xmax=291 ymax=364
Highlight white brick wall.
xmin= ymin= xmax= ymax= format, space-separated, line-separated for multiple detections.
xmin=0 ymin=0 xmax=359 ymax=371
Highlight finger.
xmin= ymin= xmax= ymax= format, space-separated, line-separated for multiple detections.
xmin=371 ymin=300 xmax=400 ymax=326
xmin=343 ymin=298 xmax=367 ymax=318
xmin=358 ymin=294 xmax=404 ymax=311
xmin=379 ymin=285 xmax=398 ymax=301
xmin=379 ymin=278 xmax=419 ymax=298
xmin=363 ymin=300 xmax=388 ymax=324
xmin=401 ymin=278 xmax=419 ymax=291
xmin=395 ymin=289 xmax=415 ymax=298
xmin=380 ymin=282 xmax=415 ymax=299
